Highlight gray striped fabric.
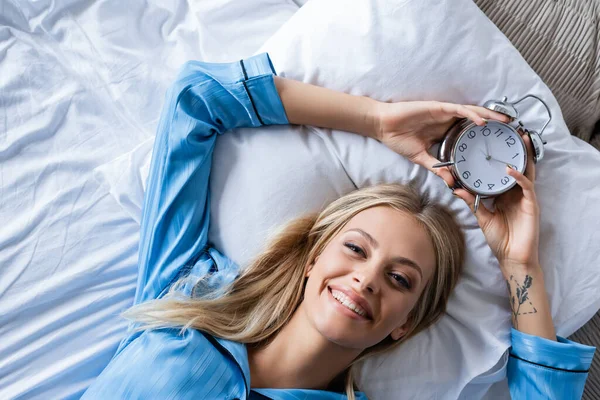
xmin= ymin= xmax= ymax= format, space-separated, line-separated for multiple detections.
xmin=474 ymin=1 xmax=600 ymax=397
xmin=569 ymin=314 xmax=600 ymax=399
xmin=592 ymin=122 xmax=600 ymax=149
xmin=474 ymin=0 xmax=600 ymax=150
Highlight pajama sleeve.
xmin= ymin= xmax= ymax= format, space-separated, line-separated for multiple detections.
xmin=133 ymin=53 xmax=288 ymax=306
xmin=507 ymin=327 xmax=596 ymax=399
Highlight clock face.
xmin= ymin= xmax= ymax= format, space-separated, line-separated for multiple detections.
xmin=452 ymin=121 xmax=527 ymax=196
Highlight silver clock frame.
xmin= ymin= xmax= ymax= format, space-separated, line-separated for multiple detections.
xmin=438 ymin=120 xmax=527 ymax=200
xmin=434 ymin=95 xmax=552 ymax=212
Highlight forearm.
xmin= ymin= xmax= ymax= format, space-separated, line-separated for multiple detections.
xmin=503 ymin=263 xmax=556 ymax=341
xmin=273 ymin=76 xmax=380 ymax=139
xmin=506 ymin=264 xmax=595 ymax=398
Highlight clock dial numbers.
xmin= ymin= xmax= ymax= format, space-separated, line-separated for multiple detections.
xmin=452 ymin=121 xmax=526 ymax=195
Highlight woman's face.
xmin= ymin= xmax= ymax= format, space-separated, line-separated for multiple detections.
xmin=303 ymin=206 xmax=436 ymax=349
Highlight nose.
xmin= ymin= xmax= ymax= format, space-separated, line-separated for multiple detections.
xmin=352 ymin=265 xmax=380 ymax=294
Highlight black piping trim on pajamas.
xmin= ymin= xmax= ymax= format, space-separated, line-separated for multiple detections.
xmin=239 ymin=60 xmax=248 ymax=80
xmin=239 ymin=59 xmax=264 ymax=126
xmin=249 ymin=392 xmax=274 ymax=400
xmin=202 ymin=332 xmax=251 ymax=398
xmin=509 ymin=354 xmax=590 ymax=373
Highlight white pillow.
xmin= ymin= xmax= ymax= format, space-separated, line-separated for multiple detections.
xmin=258 ymin=0 xmax=600 ymax=396
xmin=94 ymin=0 xmax=600 ymax=398
xmin=94 ymin=125 xmax=357 ymax=266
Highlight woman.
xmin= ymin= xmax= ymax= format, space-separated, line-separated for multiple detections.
xmin=82 ymin=53 xmax=595 ymax=399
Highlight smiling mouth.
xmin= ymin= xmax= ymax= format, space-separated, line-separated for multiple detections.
xmin=327 ymin=287 xmax=372 ymax=321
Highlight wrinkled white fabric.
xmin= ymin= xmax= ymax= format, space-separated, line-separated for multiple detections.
xmin=3 ymin=0 xmax=600 ymax=399
xmin=0 ymin=1 xmax=298 ymax=399
xmin=257 ymin=0 xmax=600 ymax=397
xmin=96 ymin=0 xmax=600 ymax=398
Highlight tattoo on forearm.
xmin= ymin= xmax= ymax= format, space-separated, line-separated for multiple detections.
xmin=506 ymin=275 xmax=537 ymax=329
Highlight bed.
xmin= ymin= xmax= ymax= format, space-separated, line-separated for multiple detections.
xmin=0 ymin=1 xmax=297 ymax=398
xmin=1 ymin=1 xmax=599 ymax=399
xmin=474 ymin=1 xmax=600 ymax=397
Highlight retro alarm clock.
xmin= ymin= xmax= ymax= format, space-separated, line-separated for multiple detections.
xmin=434 ymin=95 xmax=551 ymax=212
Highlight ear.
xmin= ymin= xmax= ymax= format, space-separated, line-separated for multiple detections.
xmin=390 ymin=321 xmax=410 ymax=341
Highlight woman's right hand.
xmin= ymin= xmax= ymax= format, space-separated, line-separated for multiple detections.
xmin=451 ymin=133 xmax=541 ymax=275
xmin=273 ymin=76 xmax=508 ymax=190
xmin=374 ymin=100 xmax=510 ymax=188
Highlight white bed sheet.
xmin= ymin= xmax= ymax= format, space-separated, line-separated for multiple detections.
xmin=1 ymin=0 xmax=598 ymax=399
xmin=0 ymin=1 xmax=298 ymax=398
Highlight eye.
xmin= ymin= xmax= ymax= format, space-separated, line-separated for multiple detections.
xmin=344 ymin=242 xmax=366 ymax=257
xmin=389 ymin=273 xmax=412 ymax=290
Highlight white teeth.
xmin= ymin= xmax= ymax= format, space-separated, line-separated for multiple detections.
xmin=331 ymin=289 xmax=367 ymax=318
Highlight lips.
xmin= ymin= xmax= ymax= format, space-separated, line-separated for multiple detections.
xmin=328 ymin=284 xmax=374 ymax=320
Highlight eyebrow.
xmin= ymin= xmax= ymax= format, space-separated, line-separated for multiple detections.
xmin=346 ymin=228 xmax=424 ymax=279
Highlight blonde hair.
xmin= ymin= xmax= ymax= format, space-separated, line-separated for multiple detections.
xmin=126 ymin=183 xmax=465 ymax=398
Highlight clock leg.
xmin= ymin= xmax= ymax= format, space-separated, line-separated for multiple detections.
xmin=474 ymin=194 xmax=481 ymax=213
xmin=432 ymin=161 xmax=455 ymax=168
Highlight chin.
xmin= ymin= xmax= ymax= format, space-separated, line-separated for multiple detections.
xmin=318 ymin=325 xmax=365 ymax=349
xmin=306 ymin=294 xmax=371 ymax=349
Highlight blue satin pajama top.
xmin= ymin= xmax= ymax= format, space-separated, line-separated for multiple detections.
xmin=82 ymin=52 xmax=595 ymax=400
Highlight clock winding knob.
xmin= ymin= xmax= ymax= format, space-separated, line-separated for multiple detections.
xmin=483 ymin=97 xmax=519 ymax=120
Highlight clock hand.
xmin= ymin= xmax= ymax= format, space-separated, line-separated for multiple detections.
xmin=479 ymin=148 xmax=515 ymax=169
xmin=488 ymin=156 xmax=517 ymax=169
xmin=479 ymin=149 xmax=492 ymax=164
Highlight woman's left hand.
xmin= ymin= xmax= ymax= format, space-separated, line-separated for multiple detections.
xmin=375 ymin=101 xmax=510 ymax=187
xmin=452 ymin=134 xmax=541 ymax=273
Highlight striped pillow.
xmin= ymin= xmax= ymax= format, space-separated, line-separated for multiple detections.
xmin=475 ymin=0 xmax=600 ymax=149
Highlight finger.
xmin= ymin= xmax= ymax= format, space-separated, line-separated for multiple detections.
xmin=452 ymin=188 xmax=494 ymax=226
xmin=416 ymin=152 xmax=456 ymax=188
xmin=464 ymin=105 xmax=512 ymax=125
xmin=521 ymin=133 xmax=536 ymax=182
xmin=439 ymin=103 xmax=487 ymax=126
xmin=506 ymin=165 xmax=537 ymax=203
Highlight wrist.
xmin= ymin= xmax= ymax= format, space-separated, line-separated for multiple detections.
xmin=500 ymin=261 xmax=543 ymax=279
xmin=369 ymin=100 xmax=386 ymax=141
